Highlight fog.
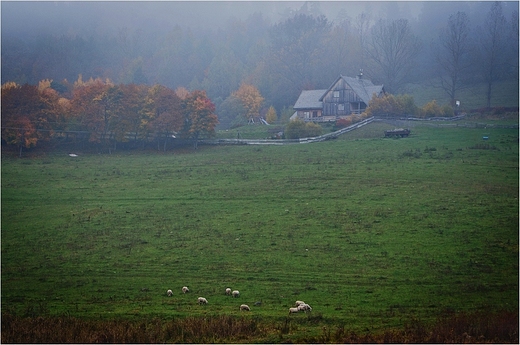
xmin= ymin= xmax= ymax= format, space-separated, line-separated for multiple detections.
xmin=1 ymin=1 xmax=518 ymax=111
xmin=1 ymin=1 xmax=418 ymax=35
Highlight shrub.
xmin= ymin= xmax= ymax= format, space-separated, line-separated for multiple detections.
xmin=304 ymin=122 xmax=323 ymax=137
xmin=285 ymin=119 xmax=306 ymax=139
xmin=335 ymin=117 xmax=353 ymax=129
xmin=418 ymin=101 xmax=455 ymax=118
xmin=365 ymin=93 xmax=418 ymax=117
xmin=396 ymin=94 xmax=419 ymax=116
xmin=441 ymin=104 xmax=455 ymax=117
xmin=421 ymin=100 xmax=443 ymax=118
xmin=284 ymin=119 xmax=323 ymax=139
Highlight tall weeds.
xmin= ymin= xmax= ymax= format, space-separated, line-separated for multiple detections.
xmin=328 ymin=311 xmax=519 ymax=344
xmin=1 ymin=314 xmax=263 ymax=343
xmin=2 ymin=310 xmax=517 ymax=343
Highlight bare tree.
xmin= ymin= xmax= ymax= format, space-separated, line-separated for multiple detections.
xmin=355 ymin=12 xmax=372 ymax=72
xmin=269 ymin=13 xmax=331 ymax=87
xmin=366 ymin=19 xmax=422 ymax=93
xmin=433 ymin=11 xmax=473 ymax=105
xmin=265 ymin=13 xmax=332 ymax=107
xmin=478 ymin=1 xmax=508 ymax=108
xmin=321 ymin=19 xmax=361 ymax=82
xmin=507 ymin=10 xmax=519 ymax=81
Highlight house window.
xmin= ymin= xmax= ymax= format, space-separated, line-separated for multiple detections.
xmin=338 ymin=104 xmax=344 ymax=111
xmin=333 ymin=91 xmax=340 ymax=98
xmin=304 ymin=111 xmax=310 ymax=118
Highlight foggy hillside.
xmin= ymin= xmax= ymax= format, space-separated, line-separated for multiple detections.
xmin=2 ymin=1 xmax=518 ymax=112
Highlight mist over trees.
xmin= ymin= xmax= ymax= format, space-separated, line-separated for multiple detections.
xmin=365 ymin=18 xmax=421 ymax=93
xmin=431 ymin=11 xmax=473 ymax=105
xmin=477 ymin=2 xmax=513 ymax=107
xmin=2 ymin=1 xmax=518 ymax=121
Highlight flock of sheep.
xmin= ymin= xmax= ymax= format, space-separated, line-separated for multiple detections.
xmin=166 ymin=286 xmax=313 ymax=315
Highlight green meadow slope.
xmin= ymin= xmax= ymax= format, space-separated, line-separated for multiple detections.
xmin=2 ymin=122 xmax=518 ymax=338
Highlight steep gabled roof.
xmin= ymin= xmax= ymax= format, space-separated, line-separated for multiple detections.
xmin=319 ymin=75 xmax=384 ymax=104
xmin=364 ymin=84 xmax=385 ymax=101
xmin=293 ymin=89 xmax=327 ymax=109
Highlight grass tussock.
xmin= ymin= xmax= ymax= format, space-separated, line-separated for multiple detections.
xmin=2 ymin=310 xmax=517 ymax=343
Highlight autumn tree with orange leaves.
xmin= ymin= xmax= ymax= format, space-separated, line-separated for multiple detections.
xmin=1 ymin=82 xmax=63 ymax=156
xmin=183 ymin=90 xmax=218 ymax=149
xmin=2 ymin=77 xmax=220 ymax=153
xmin=114 ymin=83 xmax=148 ymax=144
xmin=70 ymin=78 xmax=114 ymax=144
xmin=144 ymin=84 xmax=184 ymax=151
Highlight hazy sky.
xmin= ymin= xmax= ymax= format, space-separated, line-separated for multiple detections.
xmin=1 ymin=1 xmax=427 ymax=37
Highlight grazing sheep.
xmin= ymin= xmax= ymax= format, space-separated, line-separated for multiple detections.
xmin=254 ymin=301 xmax=262 ymax=306
xmin=288 ymin=307 xmax=300 ymax=314
xmin=182 ymin=286 xmax=189 ymax=294
xmin=198 ymin=297 xmax=208 ymax=305
xmin=298 ymin=303 xmax=312 ymax=312
xmin=239 ymin=304 xmax=251 ymax=311
xmin=167 ymin=289 xmax=173 ymax=297
xmin=295 ymin=300 xmax=305 ymax=306
xmin=225 ymin=288 xmax=232 ymax=295
xmin=232 ymin=290 xmax=240 ymax=298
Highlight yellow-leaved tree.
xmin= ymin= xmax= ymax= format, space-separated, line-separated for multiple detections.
xmin=232 ymin=83 xmax=264 ymax=124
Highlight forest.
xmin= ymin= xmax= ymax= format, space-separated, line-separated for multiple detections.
xmin=1 ymin=78 xmax=222 ymax=155
xmin=1 ymin=1 xmax=519 ymax=154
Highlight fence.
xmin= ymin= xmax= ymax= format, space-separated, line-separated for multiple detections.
xmin=374 ymin=114 xmax=518 ymax=129
xmin=200 ymin=117 xmax=375 ymax=146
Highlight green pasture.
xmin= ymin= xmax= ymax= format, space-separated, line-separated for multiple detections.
xmin=404 ymin=79 xmax=519 ymax=108
xmin=2 ymin=122 xmax=518 ymax=337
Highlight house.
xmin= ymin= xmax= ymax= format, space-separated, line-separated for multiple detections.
xmin=292 ymin=73 xmax=385 ymax=122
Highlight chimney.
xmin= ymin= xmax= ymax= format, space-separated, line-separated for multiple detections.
xmin=357 ymin=69 xmax=363 ymax=79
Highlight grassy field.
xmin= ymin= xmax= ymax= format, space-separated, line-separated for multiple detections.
xmin=403 ymin=79 xmax=519 ymax=108
xmin=2 ymin=121 xmax=518 ymax=342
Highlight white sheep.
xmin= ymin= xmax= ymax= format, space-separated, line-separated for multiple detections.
xmin=225 ymin=288 xmax=232 ymax=295
xmin=197 ymin=297 xmax=208 ymax=305
xmin=182 ymin=286 xmax=189 ymax=294
xmin=166 ymin=289 xmax=173 ymax=297
xmin=288 ymin=307 xmax=300 ymax=314
xmin=298 ymin=303 xmax=312 ymax=312
xmin=232 ymin=290 xmax=240 ymax=298
xmin=239 ymin=304 xmax=251 ymax=311
xmin=295 ymin=300 xmax=305 ymax=306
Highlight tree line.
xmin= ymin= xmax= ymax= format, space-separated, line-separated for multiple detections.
xmin=2 ymin=2 xmax=518 ymax=113
xmin=1 ymin=78 xmax=221 ymax=156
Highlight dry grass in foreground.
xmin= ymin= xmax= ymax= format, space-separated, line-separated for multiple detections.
xmin=2 ymin=310 xmax=518 ymax=343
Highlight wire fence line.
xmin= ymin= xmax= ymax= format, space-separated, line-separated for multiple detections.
xmin=200 ymin=117 xmax=375 ymax=146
